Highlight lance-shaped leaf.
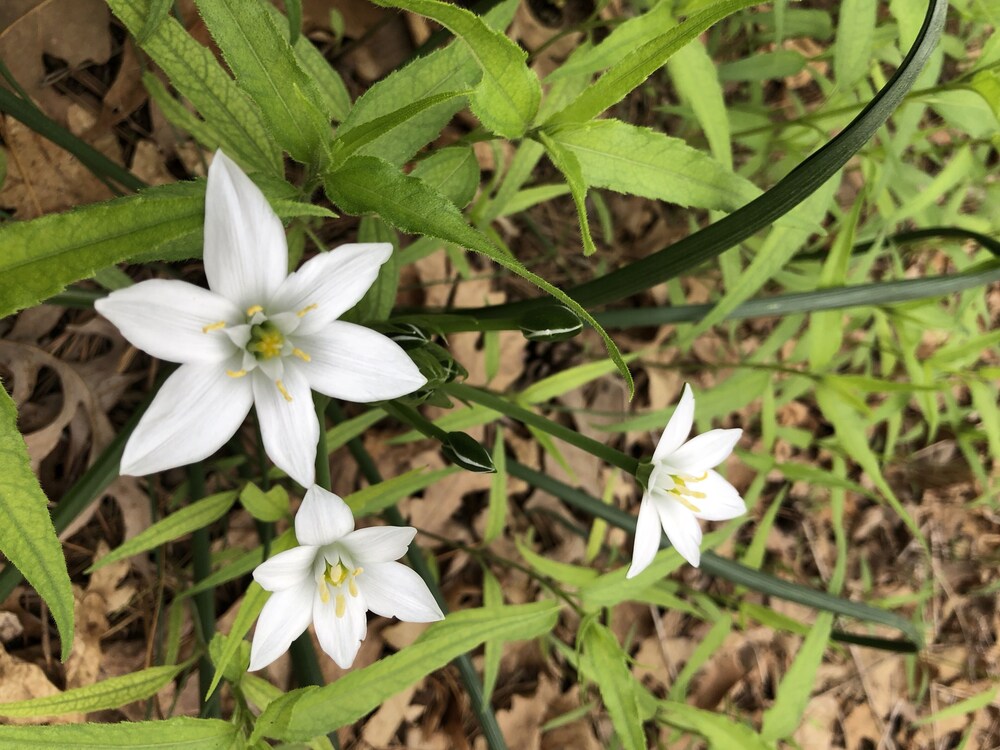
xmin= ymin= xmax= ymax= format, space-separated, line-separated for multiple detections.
xmin=192 ymin=0 xmax=330 ymax=163
xmin=0 ymin=389 xmax=74 ymax=661
xmin=0 ymin=717 xmax=239 ymax=748
xmin=324 ymin=155 xmax=634 ymax=395
xmin=107 ymin=0 xmax=281 ymax=175
xmin=537 ymin=131 xmax=598 ymax=256
xmin=369 ymin=0 xmax=540 ymax=137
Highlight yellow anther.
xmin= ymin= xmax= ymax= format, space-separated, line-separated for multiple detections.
xmin=275 ymin=379 xmax=293 ymax=402
xmin=319 ymin=583 xmax=330 ymax=604
xmin=348 ymin=577 xmax=358 ymax=598
xmin=670 ymin=491 xmax=702 ymax=513
xmin=353 ymin=567 xmax=363 ymax=576
xmin=335 ymin=594 xmax=346 ymax=618
xmin=226 ymin=369 xmax=248 ymax=378
xmin=246 ymin=304 xmax=264 ymax=316
xmin=292 ymin=347 xmax=311 ymax=362
xmin=201 ymin=321 xmax=226 ymax=333
xmin=296 ymin=303 xmax=318 ymax=317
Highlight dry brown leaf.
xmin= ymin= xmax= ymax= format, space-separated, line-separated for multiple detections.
xmin=0 ymin=642 xmax=80 ymax=724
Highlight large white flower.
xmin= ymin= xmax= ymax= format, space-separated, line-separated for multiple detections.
xmin=627 ymin=384 xmax=745 ymax=576
xmin=249 ymin=485 xmax=443 ymax=671
xmin=96 ymin=150 xmax=425 ymax=487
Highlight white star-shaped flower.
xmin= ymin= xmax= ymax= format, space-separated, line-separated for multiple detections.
xmin=96 ymin=150 xmax=425 ymax=486
xmin=627 ymin=383 xmax=745 ymax=576
xmin=249 ymin=485 xmax=443 ymax=671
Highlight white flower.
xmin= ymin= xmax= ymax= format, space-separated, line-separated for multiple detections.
xmin=627 ymin=384 xmax=745 ymax=576
xmin=96 ymin=150 xmax=425 ymax=487
xmin=249 ymin=485 xmax=444 ymax=670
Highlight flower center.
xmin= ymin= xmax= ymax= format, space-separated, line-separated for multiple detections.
xmin=247 ymin=321 xmax=285 ymax=360
xmin=318 ymin=561 xmax=364 ymax=618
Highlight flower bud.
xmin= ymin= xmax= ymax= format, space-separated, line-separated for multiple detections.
xmin=441 ymin=432 xmax=496 ymax=473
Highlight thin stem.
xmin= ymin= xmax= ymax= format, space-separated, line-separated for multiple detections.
xmin=442 ymin=382 xmax=640 ymax=476
xmin=328 ymin=402 xmax=509 ymax=750
xmin=188 ymin=464 xmax=220 ymax=719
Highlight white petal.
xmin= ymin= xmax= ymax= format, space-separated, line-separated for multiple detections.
xmin=626 ymin=494 xmax=662 ymax=579
xmin=656 ymin=499 xmax=704 ymax=567
xmin=253 ymin=366 xmax=318 ymax=487
xmin=362 ymin=562 xmax=443 ymax=622
xmin=313 ymin=588 xmax=366 ymax=669
xmin=296 ymin=322 xmax=426 ymax=402
xmin=120 ymin=362 xmax=252 ymax=476
xmin=653 ymin=383 xmax=695 ymax=461
xmin=203 ymin=150 xmax=287 ymax=309
xmin=295 ymin=486 xmax=355 ymax=546
xmin=668 ymin=428 xmax=742 ymax=474
xmin=691 ymin=470 xmax=747 ymax=521
xmin=252 ymin=545 xmax=318 ymax=591
xmin=269 ymin=243 xmax=392 ymax=327
xmin=95 ymin=280 xmax=241 ymax=364
xmin=340 ymin=526 xmax=416 ymax=565
xmin=248 ymin=581 xmax=315 ymax=671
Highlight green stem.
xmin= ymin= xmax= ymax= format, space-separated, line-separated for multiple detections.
xmin=442 ymin=382 xmax=640 ymax=476
xmin=188 ymin=464 xmax=220 ymax=719
xmin=382 ymin=401 xmax=447 ymax=441
xmin=328 ymin=402 xmax=509 ymax=750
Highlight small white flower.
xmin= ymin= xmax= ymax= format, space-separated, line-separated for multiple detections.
xmin=627 ymin=383 xmax=745 ymax=576
xmin=96 ymin=150 xmax=426 ymax=486
xmin=249 ymin=485 xmax=444 ymax=671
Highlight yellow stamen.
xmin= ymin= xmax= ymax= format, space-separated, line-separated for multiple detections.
xmin=335 ymin=594 xmax=346 ymax=618
xmin=292 ymin=347 xmax=311 ymax=362
xmin=348 ymin=577 xmax=358 ymax=598
xmin=246 ymin=304 xmax=264 ymax=316
xmin=296 ymin=303 xmax=318 ymax=317
xmin=201 ymin=321 xmax=226 ymax=333
xmin=671 ymin=491 xmax=702 ymax=513
xmin=328 ymin=564 xmax=346 ymax=586
xmin=319 ymin=583 xmax=330 ymax=604
xmin=354 ymin=567 xmax=363 ymax=576
xmin=275 ymin=379 xmax=293 ymax=402
xmin=226 ymin=369 xmax=247 ymax=378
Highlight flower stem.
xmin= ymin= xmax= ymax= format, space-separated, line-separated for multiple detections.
xmin=188 ymin=463 xmax=220 ymax=719
xmin=328 ymin=402 xmax=509 ymax=750
xmin=442 ymin=382 xmax=640 ymax=475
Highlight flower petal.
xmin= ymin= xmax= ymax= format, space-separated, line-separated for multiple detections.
xmin=313 ymin=587 xmax=366 ymax=669
xmin=269 ymin=243 xmax=392 ymax=327
xmin=253 ymin=365 xmax=317 ymax=487
xmin=691 ymin=470 xmax=746 ymax=521
xmin=655 ymin=498 xmax=704 ymax=567
xmin=295 ymin=486 xmax=355 ymax=546
xmin=626 ymin=494 xmax=662 ymax=579
xmin=95 ymin=280 xmax=241 ymax=364
xmin=203 ymin=150 xmax=287 ymax=309
xmin=340 ymin=526 xmax=416 ymax=565
xmin=296 ymin=321 xmax=426 ymax=402
xmin=248 ymin=580 xmax=314 ymax=671
xmin=120 ymin=362 xmax=252 ymax=476
xmin=362 ymin=562 xmax=443 ymax=622
xmin=668 ymin=428 xmax=742 ymax=474
xmin=653 ymin=383 xmax=695 ymax=461
xmin=252 ymin=545 xmax=318 ymax=591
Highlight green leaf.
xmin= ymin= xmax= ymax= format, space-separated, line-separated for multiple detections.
xmin=240 ymin=482 xmax=290 ymax=523
xmin=660 ymin=702 xmax=774 ymax=749
xmin=324 ymin=155 xmax=634 ymax=395
xmin=668 ymin=616 xmax=732 ymax=701
xmin=261 ymin=0 xmax=352 ymax=121
xmin=253 ymin=602 xmax=561 ymax=742
xmin=137 ymin=0 xmax=174 ymax=44
xmin=0 ymin=180 xmax=326 ymax=319
xmin=0 ymin=663 xmax=187 ymax=718
xmin=411 ymin=146 xmax=481 ymax=209
xmin=667 ymin=31 xmax=732 ymax=167
xmin=193 ymin=0 xmax=330 ymax=163
xmin=515 ymin=536 xmax=597 ymax=587
xmin=914 ymin=685 xmax=999 ymax=726
xmin=537 ymin=131 xmax=597 ymax=255
xmin=344 ymin=217 xmax=400 ymax=323
xmin=284 ymin=0 xmax=303 ymax=44
xmin=0 ymin=718 xmax=239 ymax=748
xmin=545 ymin=119 xmax=759 ymax=211
xmin=760 ymin=612 xmax=834 ymax=741
xmin=484 ymin=430 xmax=507 ymax=543
xmin=547 ymin=0 xmax=762 ymax=125
xmin=834 ymin=0 xmax=877 ymax=88
xmin=481 ymin=568 xmax=504 ymax=702
xmin=368 ymin=0 xmax=540 ymax=137
xmin=580 ymin=623 xmax=645 ymax=750
xmin=346 ymin=466 xmax=460 ymax=516
xmin=719 ymin=49 xmax=807 ymax=82
xmin=107 ymin=0 xmax=282 ymax=176
xmin=0 ymin=389 xmax=74 ymax=661
xmin=89 ymin=491 xmax=238 ymax=572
